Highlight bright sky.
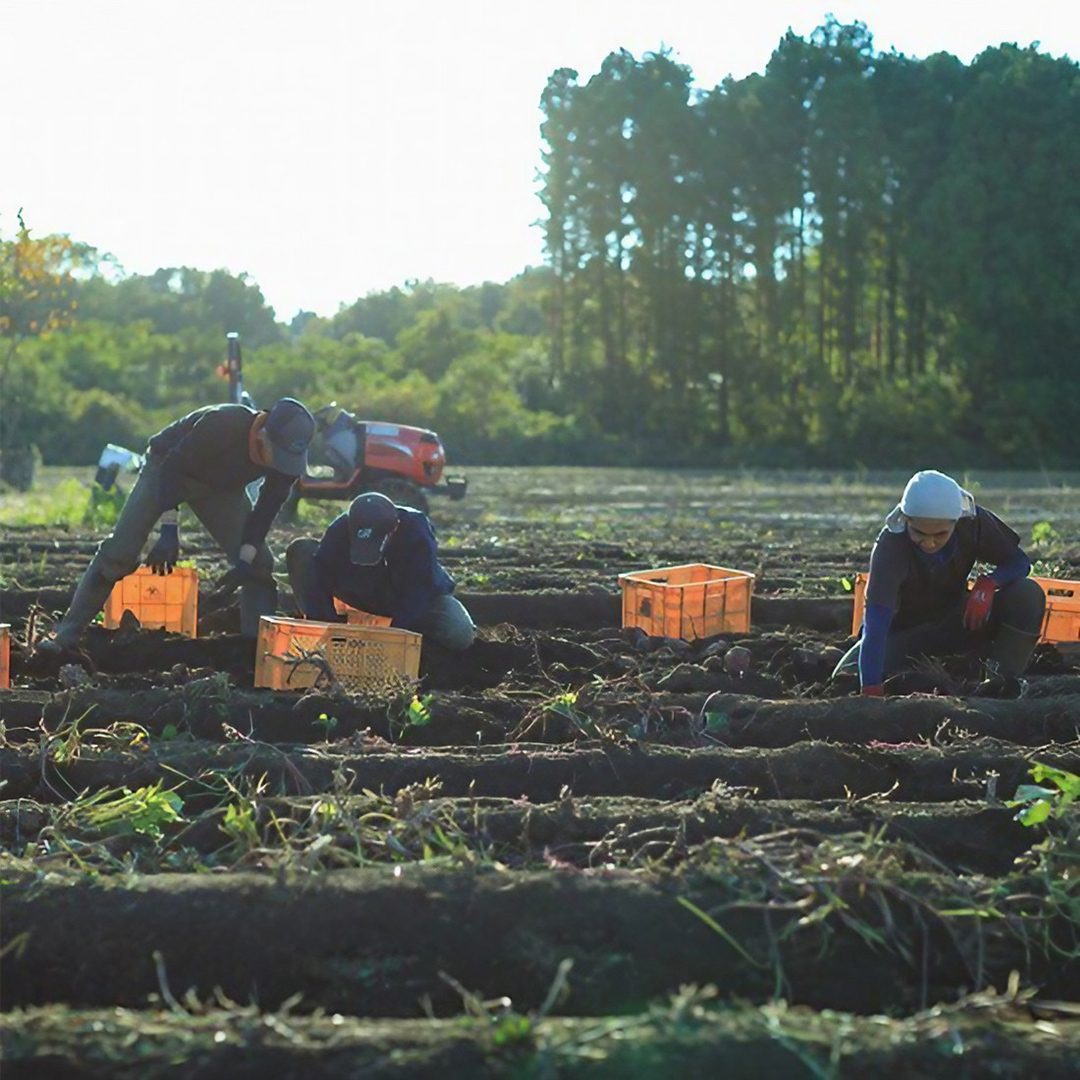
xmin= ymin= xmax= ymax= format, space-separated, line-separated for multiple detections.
xmin=3 ymin=0 xmax=1077 ymax=320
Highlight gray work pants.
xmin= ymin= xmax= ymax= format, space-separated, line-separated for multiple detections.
xmin=55 ymin=458 xmax=276 ymax=644
xmin=285 ymin=537 xmax=476 ymax=651
xmin=832 ymin=576 xmax=1046 ymax=680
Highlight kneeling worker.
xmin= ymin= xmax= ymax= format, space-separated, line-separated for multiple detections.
xmin=833 ymin=469 xmax=1045 ymax=695
xmin=286 ymin=492 xmax=476 ymax=650
xmin=43 ymin=397 xmax=315 ymax=651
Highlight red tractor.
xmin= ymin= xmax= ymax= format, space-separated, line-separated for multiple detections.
xmin=290 ymin=403 xmax=467 ymax=514
xmin=221 ymin=332 xmax=466 ymax=516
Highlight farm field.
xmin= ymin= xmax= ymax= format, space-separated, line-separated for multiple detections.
xmin=2 ymin=465 xmax=1079 ymax=1077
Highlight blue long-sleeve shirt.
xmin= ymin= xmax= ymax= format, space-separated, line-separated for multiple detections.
xmin=858 ymin=533 xmax=1032 ymax=688
xmin=304 ymin=508 xmax=455 ymax=632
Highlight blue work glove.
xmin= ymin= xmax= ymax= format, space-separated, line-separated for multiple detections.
xmin=145 ymin=523 xmax=180 ymax=575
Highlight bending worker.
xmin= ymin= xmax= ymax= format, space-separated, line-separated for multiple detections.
xmin=833 ymin=469 xmax=1045 ymax=695
xmin=286 ymin=491 xmax=476 ymax=651
xmin=44 ymin=397 xmax=315 ymax=650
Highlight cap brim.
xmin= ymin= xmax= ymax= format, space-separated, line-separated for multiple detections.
xmin=349 ymin=539 xmax=385 ymax=565
xmin=270 ymin=446 xmax=308 ymax=477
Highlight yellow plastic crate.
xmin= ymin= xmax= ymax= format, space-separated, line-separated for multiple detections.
xmin=618 ymin=563 xmax=754 ymax=641
xmin=255 ymin=616 xmax=421 ymax=692
xmin=104 ymin=566 xmax=198 ymax=638
xmin=0 ymin=623 xmax=10 ymax=689
xmin=852 ymin=572 xmax=1080 ymax=645
xmin=332 ymin=598 xmax=392 ymax=627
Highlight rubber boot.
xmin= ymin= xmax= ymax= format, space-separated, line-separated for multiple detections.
xmin=985 ymin=623 xmax=1041 ymax=677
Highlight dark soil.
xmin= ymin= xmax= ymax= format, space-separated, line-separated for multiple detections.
xmin=2 ymin=466 xmax=1078 ymax=1077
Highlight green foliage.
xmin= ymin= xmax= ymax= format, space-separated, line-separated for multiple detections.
xmin=71 ymin=783 xmax=184 ymax=841
xmin=4 ymin=31 xmax=1079 ymax=468
xmin=1031 ymin=521 xmax=1060 ymax=548
xmin=406 ymin=694 xmax=434 ymax=727
xmin=314 ymin=712 xmax=339 ymax=738
xmin=1008 ymin=762 xmax=1080 ymax=826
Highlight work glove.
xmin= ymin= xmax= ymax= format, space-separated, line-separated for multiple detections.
xmin=215 ymin=545 xmax=259 ymax=592
xmin=860 ymin=684 xmax=884 ymax=697
xmin=963 ymin=574 xmax=996 ymax=631
xmin=145 ymin=523 xmax=180 ymax=575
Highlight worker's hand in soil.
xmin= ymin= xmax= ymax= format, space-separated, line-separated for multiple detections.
xmin=860 ymin=684 xmax=884 ymax=697
xmin=145 ymin=523 xmax=180 ymax=575
xmin=963 ymin=574 xmax=996 ymax=630
xmin=215 ymin=553 xmax=269 ymax=593
xmin=214 ymin=564 xmax=250 ymax=594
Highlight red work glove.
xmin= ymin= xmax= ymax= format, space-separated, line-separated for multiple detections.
xmin=964 ymin=574 xmax=996 ymax=630
xmin=860 ymin=685 xmax=884 ymax=697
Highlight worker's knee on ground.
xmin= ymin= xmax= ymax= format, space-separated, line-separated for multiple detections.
xmin=423 ymin=596 xmax=477 ymax=651
xmin=285 ymin=537 xmax=319 ymax=576
xmin=995 ymin=577 xmax=1046 ymax=636
xmin=437 ymin=618 xmax=477 ymax=652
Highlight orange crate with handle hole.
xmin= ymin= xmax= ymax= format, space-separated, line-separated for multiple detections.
xmin=1032 ymin=576 xmax=1080 ymax=645
xmin=332 ymin=598 xmax=392 ymax=627
xmin=0 ymin=623 xmax=10 ymax=689
xmin=255 ymin=615 xmax=421 ymax=692
xmin=104 ymin=566 xmax=198 ymax=638
xmin=618 ymin=563 xmax=754 ymax=640
xmin=851 ymin=572 xmax=1080 ymax=645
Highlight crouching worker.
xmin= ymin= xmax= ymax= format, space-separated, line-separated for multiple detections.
xmin=41 ymin=398 xmax=315 ymax=652
xmin=833 ymin=470 xmax=1045 ymax=696
xmin=286 ymin=492 xmax=476 ymax=651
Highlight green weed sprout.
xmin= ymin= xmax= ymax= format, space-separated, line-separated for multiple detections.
xmin=407 ymin=694 xmax=434 ymax=727
xmin=314 ymin=712 xmax=339 ymax=737
xmin=1007 ymin=762 xmax=1080 ymax=826
xmin=72 ymin=783 xmax=184 ymax=841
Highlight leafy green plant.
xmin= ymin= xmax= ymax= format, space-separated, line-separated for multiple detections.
xmin=71 ymin=782 xmax=184 ymax=841
xmin=406 ymin=694 xmax=434 ymax=727
xmin=1008 ymin=762 xmax=1080 ymax=826
xmin=544 ymin=691 xmax=600 ymax=738
xmin=314 ymin=711 xmax=339 ymax=737
xmin=1031 ymin=521 xmax=1061 ymax=548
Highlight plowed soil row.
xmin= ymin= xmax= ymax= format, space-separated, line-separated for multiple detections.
xmin=4 ymin=864 xmax=1077 ymax=1016
xmin=3 ymin=1003 xmax=1076 ymax=1080
xmin=4 ymin=682 xmax=1079 ymax=748
xmin=0 ymin=793 xmax=1039 ymax=876
xmin=4 ymin=739 xmax=1075 ymax=804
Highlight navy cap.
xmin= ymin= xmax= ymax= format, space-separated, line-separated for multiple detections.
xmin=264 ymin=398 xmax=315 ymax=477
xmin=348 ymin=492 xmax=400 ymax=564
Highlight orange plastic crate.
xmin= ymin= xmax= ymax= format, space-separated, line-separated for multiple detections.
xmin=104 ymin=566 xmax=198 ymax=637
xmin=0 ymin=623 xmax=10 ymax=689
xmin=254 ymin=616 xmax=421 ymax=692
xmin=852 ymin=572 xmax=1079 ymax=645
xmin=332 ymin=598 xmax=392 ymax=627
xmin=1032 ymin=576 xmax=1080 ymax=645
xmin=618 ymin=563 xmax=754 ymax=640
xmin=851 ymin=572 xmax=869 ymax=635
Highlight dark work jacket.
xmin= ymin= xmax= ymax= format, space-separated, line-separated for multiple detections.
xmin=864 ymin=506 xmax=1021 ymax=631
xmin=147 ymin=404 xmax=295 ymax=550
xmin=305 ymin=508 xmax=455 ymax=631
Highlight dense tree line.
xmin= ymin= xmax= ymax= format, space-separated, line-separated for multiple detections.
xmin=2 ymin=21 xmax=1078 ymax=474
xmin=539 ymin=20 xmax=1080 ymax=465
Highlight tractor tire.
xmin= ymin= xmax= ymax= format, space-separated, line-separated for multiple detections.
xmin=377 ymin=478 xmax=429 ymax=515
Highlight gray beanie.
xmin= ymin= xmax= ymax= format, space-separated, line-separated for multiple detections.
xmin=885 ymin=470 xmax=976 ymax=533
